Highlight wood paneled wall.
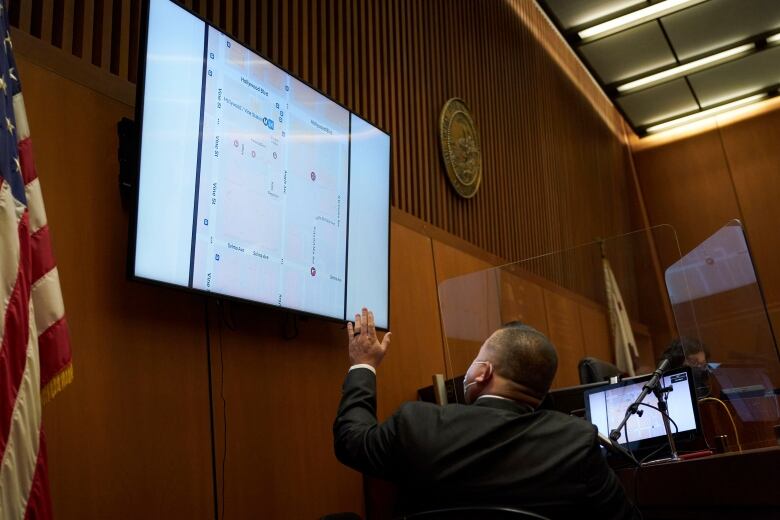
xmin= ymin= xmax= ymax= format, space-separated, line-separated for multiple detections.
xmin=9 ymin=0 xmax=637 ymax=306
xmin=17 ymin=55 xmax=216 ymax=519
xmin=632 ymin=105 xmax=780 ymax=355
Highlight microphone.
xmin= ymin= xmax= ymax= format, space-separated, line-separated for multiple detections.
xmin=608 ymin=356 xmax=671 ymax=442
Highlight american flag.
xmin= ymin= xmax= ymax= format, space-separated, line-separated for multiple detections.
xmin=0 ymin=1 xmax=73 ymax=517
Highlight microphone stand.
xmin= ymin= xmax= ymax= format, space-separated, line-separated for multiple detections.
xmin=651 ymin=382 xmax=679 ymax=464
xmin=609 ymin=358 xmax=680 ymax=464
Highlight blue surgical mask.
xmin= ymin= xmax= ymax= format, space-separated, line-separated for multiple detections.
xmin=463 ymin=360 xmax=491 ymax=403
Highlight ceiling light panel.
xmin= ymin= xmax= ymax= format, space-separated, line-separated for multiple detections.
xmin=688 ymin=45 xmax=780 ymax=106
xmin=581 ymin=23 xmax=677 ymax=84
xmin=616 ymin=43 xmax=755 ymax=93
xmin=661 ymin=0 xmax=780 ymax=61
xmin=545 ymin=0 xmax=646 ymax=30
xmin=578 ymin=0 xmax=708 ymax=42
xmin=617 ymin=78 xmax=699 ymax=127
xmin=645 ymin=93 xmax=768 ymax=133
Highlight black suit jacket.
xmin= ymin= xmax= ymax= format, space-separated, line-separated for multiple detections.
xmin=334 ymin=368 xmax=639 ymax=519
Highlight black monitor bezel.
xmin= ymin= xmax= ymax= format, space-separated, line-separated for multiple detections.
xmin=127 ymin=0 xmax=392 ymax=330
xmin=583 ymin=366 xmax=703 ymax=453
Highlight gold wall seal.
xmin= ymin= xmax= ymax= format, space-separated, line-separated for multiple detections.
xmin=439 ymin=98 xmax=482 ymax=199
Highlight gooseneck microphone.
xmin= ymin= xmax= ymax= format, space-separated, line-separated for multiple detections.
xmin=608 ymin=356 xmax=671 ymax=442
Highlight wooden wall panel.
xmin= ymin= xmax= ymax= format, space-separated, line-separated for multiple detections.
xmin=432 ymin=240 xmax=498 ymax=378
xmin=771 ymin=308 xmax=780 ymax=351
xmin=633 ymin=130 xmax=742 ymax=267
xmin=718 ymin=108 xmax=780 ymax=308
xmin=17 ymin=56 xmax=214 ymax=519
xmin=431 ymin=240 xmax=494 ymax=284
xmin=499 ymin=271 xmax=549 ymax=337
xmin=579 ymin=304 xmax=611 ymax=365
xmin=543 ymin=289 xmax=586 ymax=388
xmin=377 ymin=223 xmax=447 ymax=419
xmin=208 ymin=307 xmax=364 ymax=520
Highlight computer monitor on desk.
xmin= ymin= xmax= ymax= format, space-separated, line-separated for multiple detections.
xmin=584 ymin=367 xmax=702 ymax=454
xmin=539 ymin=374 xmax=649 ymax=417
xmin=539 ymin=381 xmax=610 ymax=417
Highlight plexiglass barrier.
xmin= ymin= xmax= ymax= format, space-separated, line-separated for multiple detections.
xmin=435 ymin=225 xmax=683 ymax=403
xmin=666 ymin=220 xmax=780 ymax=450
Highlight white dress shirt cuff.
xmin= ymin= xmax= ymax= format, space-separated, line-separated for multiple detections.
xmin=349 ymin=364 xmax=376 ymax=375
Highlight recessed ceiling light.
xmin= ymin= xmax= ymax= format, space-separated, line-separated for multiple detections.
xmin=578 ymin=0 xmax=707 ymax=42
xmin=645 ymin=93 xmax=768 ymax=134
xmin=617 ymin=43 xmax=755 ymax=94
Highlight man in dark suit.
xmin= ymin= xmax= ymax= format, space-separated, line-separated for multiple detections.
xmin=334 ymin=308 xmax=639 ymax=519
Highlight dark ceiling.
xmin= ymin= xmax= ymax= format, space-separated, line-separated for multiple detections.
xmin=536 ymin=0 xmax=780 ymax=135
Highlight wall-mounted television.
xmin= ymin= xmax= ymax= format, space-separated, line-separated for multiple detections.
xmin=129 ymin=0 xmax=391 ymax=328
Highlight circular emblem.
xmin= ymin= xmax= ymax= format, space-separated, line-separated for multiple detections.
xmin=439 ymin=98 xmax=482 ymax=199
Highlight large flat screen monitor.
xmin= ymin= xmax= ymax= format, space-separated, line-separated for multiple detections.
xmin=130 ymin=0 xmax=391 ymax=328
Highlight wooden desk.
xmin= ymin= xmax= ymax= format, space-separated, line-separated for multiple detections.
xmin=617 ymin=447 xmax=780 ymax=519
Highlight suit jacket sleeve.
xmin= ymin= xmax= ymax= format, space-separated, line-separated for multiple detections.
xmin=333 ymin=367 xmax=401 ymax=479
xmin=581 ymin=432 xmax=642 ymax=520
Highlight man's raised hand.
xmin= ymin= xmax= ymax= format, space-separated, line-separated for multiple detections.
xmin=347 ymin=307 xmax=392 ymax=369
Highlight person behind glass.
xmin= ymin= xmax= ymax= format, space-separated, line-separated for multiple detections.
xmin=662 ymin=337 xmax=711 ymax=398
xmin=333 ymin=308 xmax=640 ymax=519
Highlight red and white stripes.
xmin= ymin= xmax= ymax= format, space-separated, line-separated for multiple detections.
xmin=0 ymin=91 xmax=71 ymax=519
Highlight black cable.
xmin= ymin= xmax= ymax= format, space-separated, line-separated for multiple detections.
xmin=217 ymin=301 xmax=228 ymax=519
xmin=637 ymin=402 xmax=680 ymax=434
xmin=220 ymin=298 xmax=237 ymax=331
xmin=630 ymin=400 xmax=681 ymax=466
xmin=639 ymin=444 xmax=669 ymax=466
xmin=204 ymin=299 xmax=220 ymax=520
xmin=283 ymin=312 xmax=299 ymax=340
xmin=623 ymin=423 xmax=632 ymax=459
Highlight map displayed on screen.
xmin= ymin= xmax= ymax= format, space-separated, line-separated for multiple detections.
xmin=191 ymin=28 xmax=350 ymax=318
xmin=134 ymin=0 xmax=390 ymax=327
xmin=587 ymin=372 xmax=697 ymax=445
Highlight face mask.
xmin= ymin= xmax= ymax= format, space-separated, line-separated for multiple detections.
xmin=462 ymin=360 xmax=491 ymax=403
xmin=463 ymin=380 xmax=478 ymax=396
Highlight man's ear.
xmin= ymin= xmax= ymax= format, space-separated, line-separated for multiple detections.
xmin=474 ymin=362 xmax=494 ymax=383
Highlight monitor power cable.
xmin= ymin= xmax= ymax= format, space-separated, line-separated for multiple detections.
xmin=204 ymin=299 xmax=220 ymax=520
xmin=698 ymin=397 xmax=742 ymax=452
xmin=217 ymin=300 xmax=229 ymax=519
